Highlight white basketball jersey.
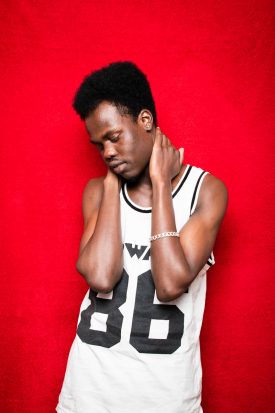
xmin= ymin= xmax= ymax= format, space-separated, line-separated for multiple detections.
xmin=56 ymin=164 xmax=215 ymax=413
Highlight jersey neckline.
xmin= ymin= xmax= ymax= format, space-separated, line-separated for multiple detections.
xmin=122 ymin=164 xmax=192 ymax=213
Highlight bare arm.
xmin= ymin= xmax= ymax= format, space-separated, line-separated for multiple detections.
xmin=76 ymin=170 xmax=123 ymax=293
xmin=150 ymin=128 xmax=228 ymax=302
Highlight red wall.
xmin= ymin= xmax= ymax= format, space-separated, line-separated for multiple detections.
xmin=0 ymin=1 xmax=274 ymax=412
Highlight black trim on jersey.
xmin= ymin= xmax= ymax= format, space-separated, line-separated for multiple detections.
xmin=122 ymin=184 xmax=152 ymax=213
xmin=122 ymin=165 xmax=193 ymax=214
xmin=207 ymin=252 xmax=215 ymax=266
xmin=207 ymin=258 xmax=214 ymax=266
xmin=190 ymin=171 xmax=207 ymax=215
xmin=172 ymin=165 xmax=192 ymax=198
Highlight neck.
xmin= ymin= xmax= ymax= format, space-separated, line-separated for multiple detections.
xmin=124 ymin=163 xmax=152 ymax=190
xmin=125 ymin=164 xmax=185 ymax=190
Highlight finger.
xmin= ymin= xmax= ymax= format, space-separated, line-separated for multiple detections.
xmin=154 ymin=127 xmax=163 ymax=147
xmin=179 ymin=148 xmax=184 ymax=164
xmin=162 ymin=133 xmax=169 ymax=148
xmin=162 ymin=131 xmax=173 ymax=149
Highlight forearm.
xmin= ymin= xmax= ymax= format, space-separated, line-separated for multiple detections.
xmin=151 ymin=179 xmax=191 ymax=301
xmin=77 ymin=178 xmax=123 ymax=292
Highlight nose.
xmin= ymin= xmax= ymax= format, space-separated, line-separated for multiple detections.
xmin=103 ymin=141 xmax=118 ymax=160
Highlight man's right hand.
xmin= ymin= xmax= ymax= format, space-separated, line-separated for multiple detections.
xmin=104 ymin=167 xmax=122 ymax=191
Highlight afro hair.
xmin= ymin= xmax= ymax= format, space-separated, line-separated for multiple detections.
xmin=72 ymin=61 xmax=157 ymax=125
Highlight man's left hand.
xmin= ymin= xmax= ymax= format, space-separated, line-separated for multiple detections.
xmin=149 ymin=127 xmax=184 ymax=183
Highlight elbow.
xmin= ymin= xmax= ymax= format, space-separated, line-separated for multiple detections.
xmin=88 ymin=278 xmax=115 ymax=294
xmin=154 ymin=269 xmax=190 ymax=302
xmin=75 ymin=260 xmax=119 ymax=294
xmin=76 ymin=258 xmax=91 ymax=282
xmin=155 ymin=283 xmax=189 ymax=302
xmin=151 ymin=259 xmax=192 ymax=302
xmin=76 ymin=258 xmax=84 ymax=275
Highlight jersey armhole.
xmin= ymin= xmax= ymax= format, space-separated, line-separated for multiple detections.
xmin=190 ymin=170 xmax=215 ymax=270
xmin=190 ymin=171 xmax=208 ymax=216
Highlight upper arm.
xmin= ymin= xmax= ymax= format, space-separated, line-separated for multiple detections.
xmin=78 ymin=177 xmax=104 ymax=257
xmin=179 ymin=174 xmax=228 ymax=279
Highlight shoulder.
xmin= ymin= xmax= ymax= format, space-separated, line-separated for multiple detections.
xmin=200 ymin=173 xmax=228 ymax=200
xmin=81 ymin=176 xmax=105 ymax=224
xmin=195 ymin=171 xmax=228 ymax=222
xmin=82 ymin=176 xmax=105 ymax=199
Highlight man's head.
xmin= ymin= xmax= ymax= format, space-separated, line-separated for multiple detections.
xmin=73 ymin=62 xmax=157 ymax=180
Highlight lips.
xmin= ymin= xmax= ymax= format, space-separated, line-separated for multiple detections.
xmin=109 ymin=161 xmax=126 ymax=173
xmin=109 ymin=160 xmax=124 ymax=168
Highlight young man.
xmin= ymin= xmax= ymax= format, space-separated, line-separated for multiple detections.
xmin=56 ymin=61 xmax=228 ymax=413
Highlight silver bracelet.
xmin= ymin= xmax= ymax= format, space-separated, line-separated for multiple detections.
xmin=149 ymin=231 xmax=180 ymax=242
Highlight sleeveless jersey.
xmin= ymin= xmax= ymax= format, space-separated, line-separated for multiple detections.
xmin=56 ymin=164 xmax=215 ymax=413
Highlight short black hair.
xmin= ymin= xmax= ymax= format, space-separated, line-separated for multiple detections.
xmin=72 ymin=61 xmax=157 ymax=125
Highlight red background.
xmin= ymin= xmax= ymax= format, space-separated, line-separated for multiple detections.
xmin=0 ymin=1 xmax=274 ymax=412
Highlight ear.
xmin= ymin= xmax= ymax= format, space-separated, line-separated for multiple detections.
xmin=137 ymin=109 xmax=153 ymax=131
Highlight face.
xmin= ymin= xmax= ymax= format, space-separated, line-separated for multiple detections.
xmin=85 ymin=101 xmax=154 ymax=180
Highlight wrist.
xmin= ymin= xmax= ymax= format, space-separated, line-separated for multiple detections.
xmin=151 ymin=176 xmax=172 ymax=190
xmin=104 ymin=170 xmax=121 ymax=191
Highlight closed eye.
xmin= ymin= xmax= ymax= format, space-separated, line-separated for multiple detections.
xmin=109 ymin=134 xmax=119 ymax=143
xmin=90 ymin=141 xmax=103 ymax=151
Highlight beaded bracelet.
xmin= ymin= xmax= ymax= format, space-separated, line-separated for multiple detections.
xmin=149 ymin=231 xmax=180 ymax=242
